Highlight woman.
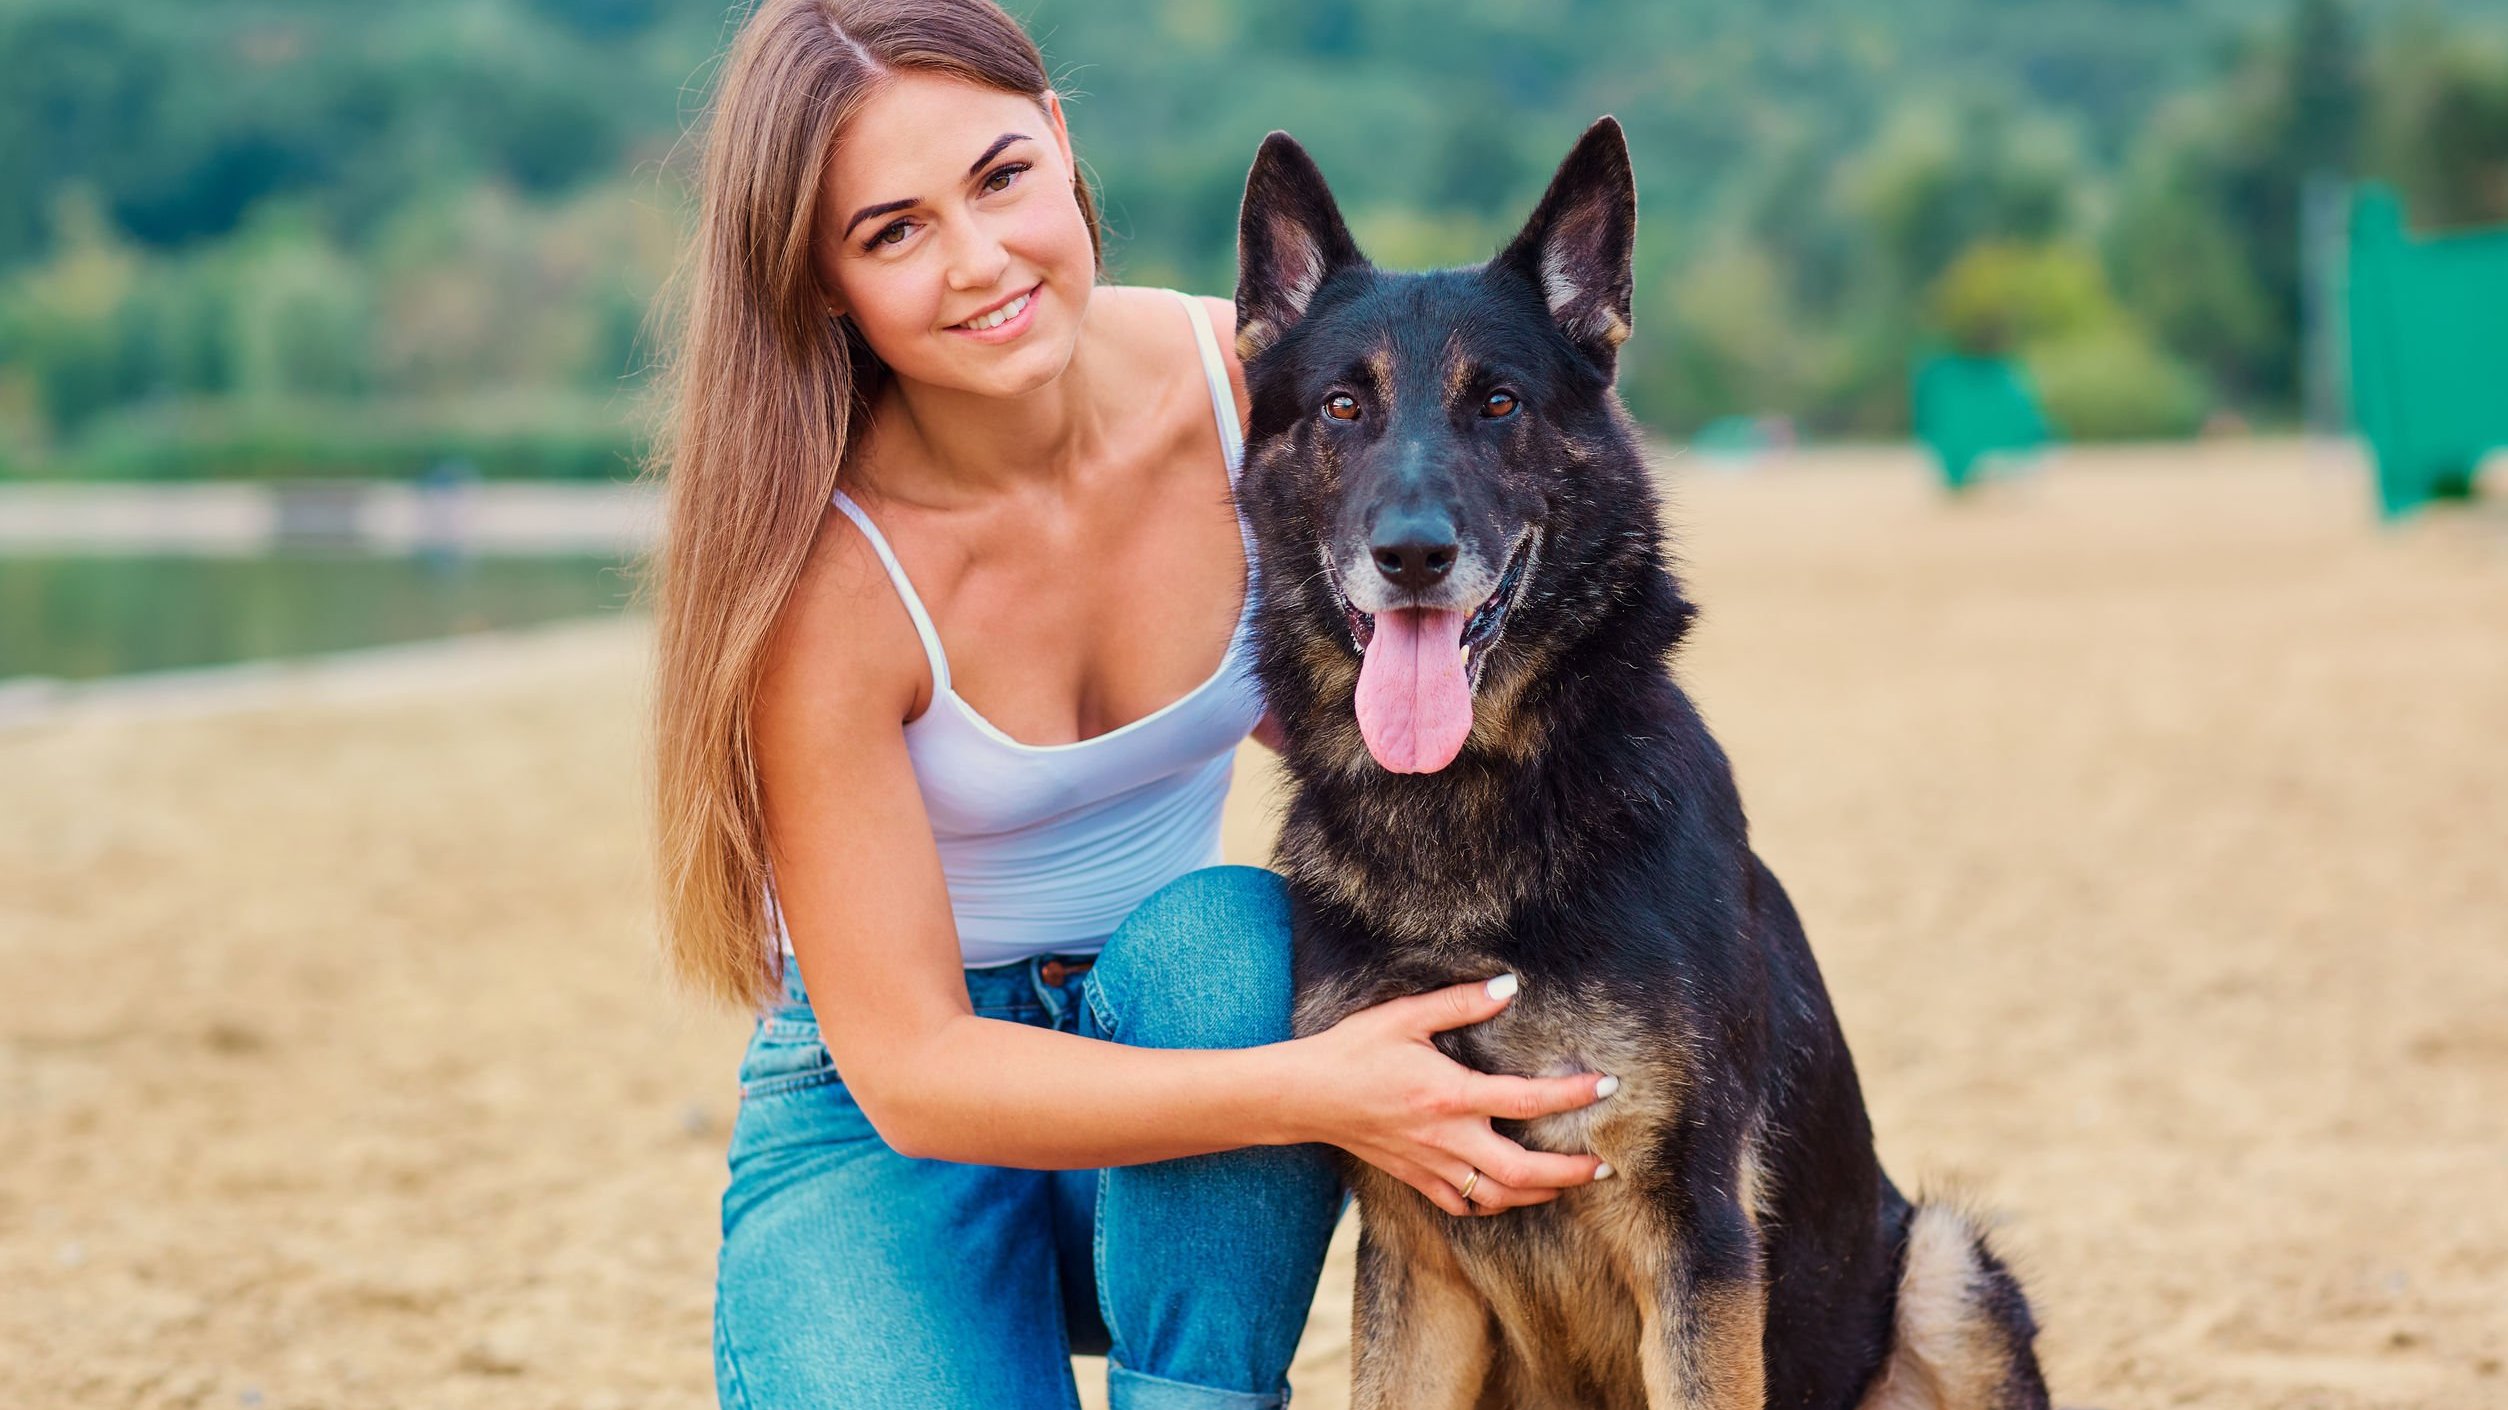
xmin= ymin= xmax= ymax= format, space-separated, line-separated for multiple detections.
xmin=645 ymin=3 xmax=1616 ymax=1405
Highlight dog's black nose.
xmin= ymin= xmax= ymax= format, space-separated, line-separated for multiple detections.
xmin=1370 ymin=508 xmax=1458 ymax=590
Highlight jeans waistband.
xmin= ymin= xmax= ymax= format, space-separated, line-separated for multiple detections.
xmin=780 ymin=949 xmax=1102 ymax=1028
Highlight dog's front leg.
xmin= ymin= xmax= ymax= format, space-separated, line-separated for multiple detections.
xmin=1635 ymin=1201 xmax=1766 ymax=1410
xmin=1349 ymin=1206 xmax=1493 ymax=1410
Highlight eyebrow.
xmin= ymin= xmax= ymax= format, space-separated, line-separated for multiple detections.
xmin=840 ymin=133 xmax=1035 ymax=240
xmin=965 ymin=132 xmax=1029 ymax=175
xmin=841 ymin=198 xmax=916 ymax=240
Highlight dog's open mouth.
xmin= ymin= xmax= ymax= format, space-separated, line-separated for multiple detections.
xmin=1461 ymin=535 xmax=1534 ymax=665
xmin=1331 ymin=530 xmax=1537 ymax=775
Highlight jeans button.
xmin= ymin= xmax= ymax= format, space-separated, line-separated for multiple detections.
xmin=1040 ymin=959 xmax=1067 ymax=986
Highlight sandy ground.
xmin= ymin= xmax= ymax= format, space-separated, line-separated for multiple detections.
xmin=3 ymin=442 xmax=2504 ymax=1409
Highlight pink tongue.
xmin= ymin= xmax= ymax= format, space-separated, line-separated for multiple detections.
xmin=1355 ymin=607 xmax=1474 ymax=774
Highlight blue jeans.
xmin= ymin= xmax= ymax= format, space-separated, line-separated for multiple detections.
xmin=713 ymin=866 xmax=1346 ymax=1409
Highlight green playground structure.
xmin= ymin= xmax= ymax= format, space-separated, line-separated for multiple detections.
xmin=2348 ymin=185 xmax=2508 ymax=517
xmin=1911 ymin=352 xmax=2053 ymax=491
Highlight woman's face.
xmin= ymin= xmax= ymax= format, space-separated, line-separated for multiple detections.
xmin=814 ymin=71 xmax=1095 ymax=400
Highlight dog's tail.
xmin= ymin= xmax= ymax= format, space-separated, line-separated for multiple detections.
xmin=1857 ymin=1201 xmax=2051 ymax=1410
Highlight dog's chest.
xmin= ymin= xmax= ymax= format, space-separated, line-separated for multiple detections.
xmin=1352 ymin=1162 xmax=1662 ymax=1408
xmin=1295 ymin=945 xmax=1693 ymax=1170
xmin=1442 ymin=989 xmax=1685 ymax=1167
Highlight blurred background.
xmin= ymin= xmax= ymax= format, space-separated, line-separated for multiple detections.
xmin=4 ymin=2 xmax=2506 ymax=1408
xmin=4 ymin=0 xmax=2508 ymax=677
xmin=8 ymin=0 xmax=2508 ymax=466
xmin=7 ymin=0 xmax=2508 ymax=678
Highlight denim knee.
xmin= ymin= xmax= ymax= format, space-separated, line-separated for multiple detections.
xmin=1089 ymin=866 xmax=1294 ymax=1051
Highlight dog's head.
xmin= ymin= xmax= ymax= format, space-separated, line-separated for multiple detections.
xmin=1234 ymin=118 xmax=1673 ymax=777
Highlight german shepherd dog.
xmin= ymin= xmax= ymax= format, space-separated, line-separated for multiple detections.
xmin=1229 ymin=119 xmax=2053 ymax=1410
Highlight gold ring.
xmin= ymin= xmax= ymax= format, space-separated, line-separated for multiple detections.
xmin=1457 ymin=1168 xmax=1482 ymax=1204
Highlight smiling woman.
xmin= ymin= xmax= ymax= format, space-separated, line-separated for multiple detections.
xmin=645 ymin=0 xmax=1111 ymax=1018
xmin=642 ymin=4 xmax=1614 ymax=1408
xmin=816 ymin=81 xmax=1098 ymax=394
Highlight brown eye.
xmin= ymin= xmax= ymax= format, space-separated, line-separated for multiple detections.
xmin=1482 ymin=390 xmax=1519 ymax=419
xmin=1324 ymin=393 xmax=1361 ymax=422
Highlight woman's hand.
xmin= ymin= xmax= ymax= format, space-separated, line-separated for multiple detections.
xmin=1285 ymin=974 xmax=1616 ymax=1216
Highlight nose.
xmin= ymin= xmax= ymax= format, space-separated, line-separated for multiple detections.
xmin=944 ymin=216 xmax=1012 ymax=292
xmin=1370 ymin=506 xmax=1458 ymax=591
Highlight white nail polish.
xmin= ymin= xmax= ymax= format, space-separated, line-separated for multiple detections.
xmin=1485 ymin=973 xmax=1519 ymax=1001
xmin=1594 ymin=1074 xmax=1620 ymax=1099
xmin=1595 ymin=1162 xmax=1617 ymax=1180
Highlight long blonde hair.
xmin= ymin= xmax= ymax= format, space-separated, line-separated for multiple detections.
xmin=643 ymin=0 xmax=1103 ymax=1009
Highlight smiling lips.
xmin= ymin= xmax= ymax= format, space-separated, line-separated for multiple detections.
xmin=952 ymin=285 xmax=1035 ymax=334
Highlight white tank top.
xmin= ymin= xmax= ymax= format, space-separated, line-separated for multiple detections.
xmin=774 ymin=290 xmax=1265 ymax=968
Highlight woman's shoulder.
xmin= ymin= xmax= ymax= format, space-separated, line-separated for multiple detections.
xmin=757 ymin=494 xmax=931 ymax=741
xmin=1192 ymin=294 xmax=1249 ymax=415
xmin=1094 ymin=283 xmax=1248 ymax=430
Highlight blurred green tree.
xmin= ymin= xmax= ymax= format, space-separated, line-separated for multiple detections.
xmin=2371 ymin=22 xmax=2508 ymax=229
xmin=5 ymin=0 xmax=2508 ymax=471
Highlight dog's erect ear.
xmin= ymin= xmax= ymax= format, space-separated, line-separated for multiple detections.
xmin=1497 ymin=117 xmax=1638 ymax=375
xmin=1235 ymin=132 xmax=1366 ymax=363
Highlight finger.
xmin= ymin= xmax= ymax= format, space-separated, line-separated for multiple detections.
xmin=1459 ymin=1131 xmax=1611 ymax=1191
xmin=1469 ymin=1177 xmax=1561 ymax=1213
xmin=1381 ymin=973 xmax=1521 ymax=1036
xmin=1440 ymin=1160 xmax=1559 ymax=1214
xmin=1399 ymin=1162 xmax=1473 ymax=1218
xmin=1468 ymin=1069 xmax=1617 ymax=1121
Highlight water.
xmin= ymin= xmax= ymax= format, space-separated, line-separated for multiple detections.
xmin=0 ymin=551 xmax=637 ymax=682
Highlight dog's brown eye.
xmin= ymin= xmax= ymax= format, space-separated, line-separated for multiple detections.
xmin=1483 ymin=391 xmax=1519 ymax=419
xmin=1324 ymin=394 xmax=1361 ymax=422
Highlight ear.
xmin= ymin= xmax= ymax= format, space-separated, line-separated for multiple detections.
xmin=1497 ymin=117 xmax=1638 ymax=374
xmin=1234 ymin=132 xmax=1366 ymax=363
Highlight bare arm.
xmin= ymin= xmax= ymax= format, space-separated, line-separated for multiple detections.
xmin=758 ymin=506 xmax=1612 ymax=1210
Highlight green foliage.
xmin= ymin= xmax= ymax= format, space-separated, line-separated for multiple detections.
xmin=2106 ymin=107 xmax=2282 ymax=398
xmin=1846 ymin=103 xmax=2087 ymax=306
xmin=2099 ymin=0 xmax=2381 ymax=410
xmin=2 ymin=0 xmax=2507 ymax=474
xmin=2370 ymin=24 xmax=2508 ymax=230
xmin=2030 ymin=329 xmax=2213 ymax=440
xmin=1930 ymin=243 xmax=2118 ymax=356
xmin=0 ymin=178 xmax=675 ymax=471
xmin=1929 ymin=242 xmax=2213 ymax=438
xmin=52 ymin=401 xmax=638 ymax=482
xmin=0 ymin=195 xmax=148 ymax=443
xmin=1635 ymin=243 xmax=1812 ymax=432
xmin=0 ymin=0 xmax=692 ymax=258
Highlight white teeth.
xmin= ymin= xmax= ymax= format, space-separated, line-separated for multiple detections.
xmin=961 ymin=291 xmax=1030 ymax=331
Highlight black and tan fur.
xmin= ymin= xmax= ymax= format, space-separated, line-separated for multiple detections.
xmin=1231 ymin=120 xmax=2052 ymax=1410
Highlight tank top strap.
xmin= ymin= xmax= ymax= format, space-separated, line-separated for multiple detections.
xmin=827 ymin=487 xmax=952 ymax=693
xmin=1172 ymin=290 xmax=1246 ymax=479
